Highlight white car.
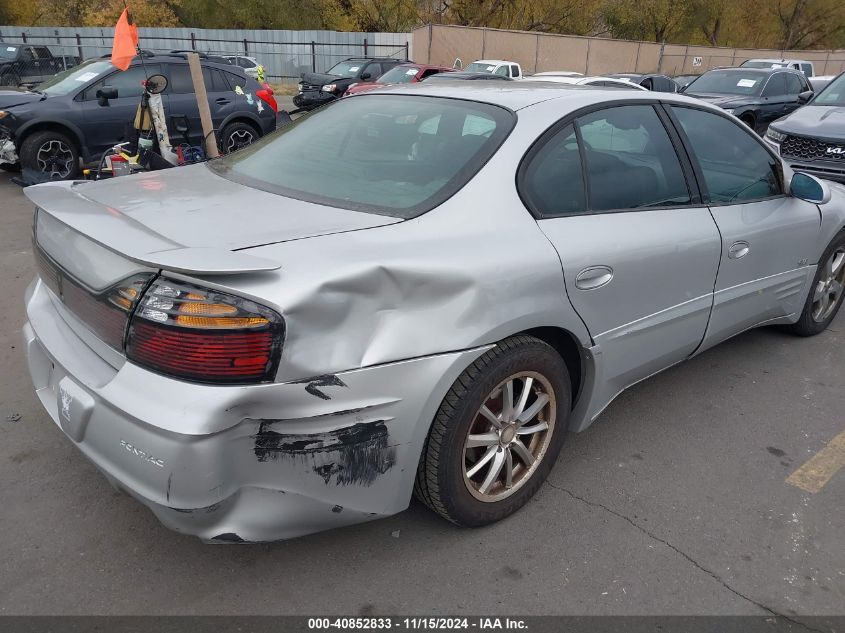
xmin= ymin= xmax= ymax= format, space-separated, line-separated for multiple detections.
xmin=524 ymin=75 xmax=648 ymax=90
xmin=226 ymin=55 xmax=263 ymax=80
xmin=741 ymin=58 xmax=815 ymax=77
xmin=463 ymin=59 xmax=523 ymax=79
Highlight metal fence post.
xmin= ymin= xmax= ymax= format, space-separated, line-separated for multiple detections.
xmin=311 ymin=41 xmax=316 ymax=72
xmin=405 ymin=40 xmax=409 ymax=61
xmin=76 ymin=33 xmax=83 ymax=61
xmin=21 ymin=32 xmax=27 ymax=43
xmin=190 ymin=32 xmax=196 ymax=50
xmin=364 ymin=37 xmax=368 ymax=56
xmin=244 ymin=38 xmax=248 ymax=54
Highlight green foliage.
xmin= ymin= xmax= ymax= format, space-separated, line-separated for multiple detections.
xmin=1 ymin=0 xmax=844 ymax=50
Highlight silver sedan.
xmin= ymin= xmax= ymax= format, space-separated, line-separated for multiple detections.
xmin=23 ymin=84 xmax=845 ymax=541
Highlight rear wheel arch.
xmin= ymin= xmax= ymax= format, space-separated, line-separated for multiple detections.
xmin=517 ymin=326 xmax=584 ymax=410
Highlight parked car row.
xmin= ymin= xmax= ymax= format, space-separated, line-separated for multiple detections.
xmin=0 ymin=44 xmax=80 ymax=88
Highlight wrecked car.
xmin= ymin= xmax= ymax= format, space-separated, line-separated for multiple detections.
xmin=23 ymin=83 xmax=845 ymax=542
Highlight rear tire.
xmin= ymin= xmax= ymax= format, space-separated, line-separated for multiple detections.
xmin=219 ymin=121 xmax=259 ymax=154
xmin=19 ymin=130 xmax=80 ymax=181
xmin=414 ymin=335 xmax=571 ymax=527
xmin=786 ymin=229 xmax=845 ymax=337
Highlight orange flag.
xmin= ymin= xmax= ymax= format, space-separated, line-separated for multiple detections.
xmin=111 ymin=8 xmax=139 ymax=71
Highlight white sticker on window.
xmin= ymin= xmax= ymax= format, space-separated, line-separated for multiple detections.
xmin=405 ymin=68 xmax=419 ymax=76
xmin=349 ymin=66 xmax=360 ymax=72
xmin=737 ymin=79 xmax=758 ymax=87
xmin=486 ymin=66 xmax=495 ymax=71
xmin=75 ymin=71 xmax=100 ymax=82
xmin=6 ymin=47 xmax=16 ymax=51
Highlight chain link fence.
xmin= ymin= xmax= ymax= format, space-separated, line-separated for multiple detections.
xmin=0 ymin=27 xmax=412 ymax=88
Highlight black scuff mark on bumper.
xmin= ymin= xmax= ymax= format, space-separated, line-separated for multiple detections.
xmin=253 ymin=421 xmax=397 ymax=486
xmin=291 ymin=374 xmax=348 ymax=400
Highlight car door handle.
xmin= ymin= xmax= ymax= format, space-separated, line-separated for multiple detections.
xmin=728 ymin=241 xmax=750 ymax=259
xmin=215 ymin=98 xmax=230 ymax=105
xmin=575 ymin=266 xmax=613 ymax=290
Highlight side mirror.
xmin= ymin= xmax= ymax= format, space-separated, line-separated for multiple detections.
xmin=361 ymin=72 xmax=372 ymax=81
xmin=798 ymin=90 xmax=814 ymax=103
xmin=790 ymin=172 xmax=831 ymax=204
xmin=96 ymin=86 xmax=118 ymax=106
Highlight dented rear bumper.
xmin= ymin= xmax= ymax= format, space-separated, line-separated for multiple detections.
xmin=24 ymin=277 xmax=490 ymax=542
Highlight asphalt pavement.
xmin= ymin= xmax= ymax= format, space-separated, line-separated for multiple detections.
xmin=0 ymin=173 xmax=842 ymax=619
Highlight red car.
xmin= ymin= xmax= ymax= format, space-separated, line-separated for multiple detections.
xmin=344 ymin=63 xmax=455 ymax=96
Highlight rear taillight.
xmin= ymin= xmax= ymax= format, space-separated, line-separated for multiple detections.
xmin=126 ymin=278 xmax=284 ymax=384
xmin=256 ymin=82 xmax=278 ymax=113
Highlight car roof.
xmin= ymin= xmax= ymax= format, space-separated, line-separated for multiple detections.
xmin=341 ymin=57 xmax=406 ymax=62
xmin=705 ymin=66 xmax=800 ymax=75
xmin=427 ymin=72 xmax=512 ymax=80
xmin=744 ymin=58 xmax=810 ymax=63
xmin=373 ymin=81 xmax=710 ymax=111
xmin=470 ymin=60 xmax=513 ymax=65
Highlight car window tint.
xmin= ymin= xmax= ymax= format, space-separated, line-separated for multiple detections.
xmin=223 ymin=71 xmax=248 ymax=90
xmin=785 ymin=72 xmax=804 ymax=95
xmin=763 ymin=73 xmax=787 ymax=96
xmin=168 ymin=65 xmax=228 ymax=93
xmin=671 ymin=106 xmax=781 ymax=203
xmin=20 ymin=47 xmax=34 ymax=61
xmin=577 ymin=105 xmax=690 ymax=211
xmin=83 ymin=64 xmax=160 ymax=100
xmin=365 ymin=63 xmax=382 ymax=78
xmin=494 ymin=65 xmax=509 ymax=76
xmin=34 ymin=47 xmax=52 ymax=60
xmin=520 ymin=124 xmax=586 ymax=217
xmin=214 ymin=95 xmax=513 ymax=218
xmin=800 ymin=63 xmax=812 ymax=75
xmin=510 ymin=65 xmax=520 ymax=78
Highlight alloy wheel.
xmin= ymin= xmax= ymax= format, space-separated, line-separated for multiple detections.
xmin=226 ymin=129 xmax=255 ymax=153
xmin=36 ymin=140 xmax=75 ymax=179
xmin=462 ymin=371 xmax=556 ymax=502
xmin=812 ymin=247 xmax=845 ymax=323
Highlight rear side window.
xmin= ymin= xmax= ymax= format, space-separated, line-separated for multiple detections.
xmin=168 ymin=65 xmax=229 ymax=93
xmin=671 ymin=106 xmax=782 ymax=203
xmin=213 ymin=95 xmax=514 ymax=218
xmin=577 ymin=105 xmax=691 ymax=211
xmin=520 ymin=124 xmax=586 ymax=217
xmin=510 ymin=65 xmax=520 ymax=78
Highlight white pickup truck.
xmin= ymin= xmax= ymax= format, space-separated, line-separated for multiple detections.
xmin=741 ymin=58 xmax=815 ymax=77
xmin=463 ymin=59 xmax=523 ymax=79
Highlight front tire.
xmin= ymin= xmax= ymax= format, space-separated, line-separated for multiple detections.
xmin=19 ymin=130 xmax=80 ymax=181
xmin=787 ymin=229 xmax=845 ymax=336
xmin=414 ymin=335 xmax=571 ymax=527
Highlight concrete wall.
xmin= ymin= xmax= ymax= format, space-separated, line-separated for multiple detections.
xmin=414 ymin=24 xmax=845 ymax=77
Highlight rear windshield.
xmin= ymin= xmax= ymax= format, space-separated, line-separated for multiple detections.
xmin=686 ymin=70 xmax=766 ymax=96
xmin=211 ymin=95 xmax=514 ymax=218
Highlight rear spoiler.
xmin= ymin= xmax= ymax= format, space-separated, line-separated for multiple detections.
xmin=24 ymin=181 xmax=280 ymax=275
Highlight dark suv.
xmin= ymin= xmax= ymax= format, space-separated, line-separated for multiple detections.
xmin=294 ymin=57 xmax=405 ymax=111
xmin=763 ymin=71 xmax=845 ymax=183
xmin=0 ymin=52 xmax=276 ymax=180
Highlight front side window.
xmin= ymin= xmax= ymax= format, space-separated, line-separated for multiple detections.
xmin=82 ymin=64 xmax=161 ymax=100
xmin=520 ymin=124 xmax=586 ymax=217
xmin=577 ymin=105 xmax=691 ymax=211
xmin=785 ymin=72 xmax=805 ymax=95
xmin=671 ymin=106 xmax=781 ymax=204
xmin=495 ymin=65 xmax=509 ymax=76
xmin=762 ymin=73 xmax=788 ymax=97
xmin=211 ymin=95 xmax=514 ymax=218
xmin=364 ymin=63 xmax=382 ymax=79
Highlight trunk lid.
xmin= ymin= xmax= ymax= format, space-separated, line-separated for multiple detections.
xmin=24 ymin=162 xmax=402 ymax=276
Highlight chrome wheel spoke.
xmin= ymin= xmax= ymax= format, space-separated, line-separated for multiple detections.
xmin=511 ymin=439 xmax=535 ymax=466
xmin=831 ymin=252 xmax=845 ymax=277
xmin=514 ymin=377 xmax=533 ymax=420
xmin=479 ymin=405 xmax=502 ymax=429
xmin=466 ymin=445 xmax=497 ymax=478
xmin=504 ymin=449 xmax=513 ymax=489
xmin=466 ymin=432 xmax=499 ymax=448
xmin=813 ymin=281 xmax=827 ymax=303
xmin=517 ymin=420 xmax=549 ymax=435
xmin=501 ymin=380 xmax=514 ymax=422
xmin=517 ymin=393 xmax=549 ymax=424
xmin=478 ymin=449 xmax=505 ymax=494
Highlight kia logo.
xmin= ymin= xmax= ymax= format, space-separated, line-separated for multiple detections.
xmin=826 ymin=146 xmax=845 ymax=155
